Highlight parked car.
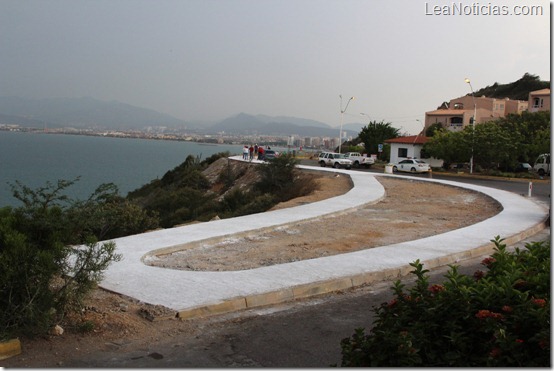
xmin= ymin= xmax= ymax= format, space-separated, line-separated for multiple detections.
xmin=264 ymin=150 xmax=279 ymax=161
xmin=393 ymin=159 xmax=431 ymax=173
xmin=514 ymin=162 xmax=532 ymax=173
xmin=319 ymin=152 xmax=352 ymax=169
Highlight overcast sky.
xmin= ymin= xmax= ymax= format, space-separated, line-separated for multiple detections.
xmin=1 ymin=0 xmax=550 ymax=134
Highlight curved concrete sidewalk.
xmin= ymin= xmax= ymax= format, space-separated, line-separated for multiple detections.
xmin=98 ymin=158 xmax=548 ymax=319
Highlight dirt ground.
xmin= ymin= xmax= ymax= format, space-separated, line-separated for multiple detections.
xmin=2 ymin=171 xmax=502 ymax=367
xmin=146 ymin=175 xmax=501 ymax=271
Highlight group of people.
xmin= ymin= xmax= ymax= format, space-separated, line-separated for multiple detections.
xmin=241 ymin=144 xmax=271 ymax=161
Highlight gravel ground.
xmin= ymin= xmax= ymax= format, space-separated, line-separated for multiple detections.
xmin=146 ymin=176 xmax=502 ymax=271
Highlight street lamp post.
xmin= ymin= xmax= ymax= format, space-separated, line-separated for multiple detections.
xmin=465 ymin=78 xmax=477 ymax=174
xmin=339 ymin=95 xmax=355 ymax=154
xmin=413 ymin=119 xmax=424 ymax=145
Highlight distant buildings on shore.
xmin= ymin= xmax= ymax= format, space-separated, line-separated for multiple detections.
xmin=0 ymin=124 xmax=348 ymax=152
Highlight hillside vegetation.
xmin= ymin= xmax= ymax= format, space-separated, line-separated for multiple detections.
xmin=127 ymin=152 xmax=319 ymax=228
xmin=471 ymin=73 xmax=549 ymax=100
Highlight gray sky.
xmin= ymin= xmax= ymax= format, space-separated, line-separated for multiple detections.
xmin=1 ymin=0 xmax=550 ymax=134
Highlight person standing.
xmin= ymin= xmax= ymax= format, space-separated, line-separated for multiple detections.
xmin=249 ymin=145 xmax=254 ymax=161
xmin=242 ymin=146 xmax=249 ymax=160
xmin=258 ymin=146 xmax=265 ymax=161
xmin=254 ymin=144 xmax=258 ymax=159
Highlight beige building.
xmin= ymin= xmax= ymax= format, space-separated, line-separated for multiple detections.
xmin=528 ymin=88 xmax=551 ymax=112
xmin=424 ymin=95 xmax=528 ymax=133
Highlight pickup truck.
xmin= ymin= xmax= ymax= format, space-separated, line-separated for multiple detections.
xmin=343 ymin=152 xmax=375 ymax=168
xmin=318 ymin=152 xmax=352 ymax=169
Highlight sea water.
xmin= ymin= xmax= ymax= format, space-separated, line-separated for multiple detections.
xmin=0 ymin=131 xmax=242 ymax=207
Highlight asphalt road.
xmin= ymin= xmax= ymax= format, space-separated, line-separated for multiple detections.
xmin=64 ymin=166 xmax=550 ymax=367
xmin=301 ymin=159 xmax=551 ymax=205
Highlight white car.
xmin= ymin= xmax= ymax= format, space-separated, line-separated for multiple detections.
xmin=393 ymin=159 xmax=431 ymax=173
xmin=319 ymin=152 xmax=352 ymax=169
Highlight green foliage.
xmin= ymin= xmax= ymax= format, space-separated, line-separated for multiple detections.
xmin=255 ymin=153 xmax=316 ymax=202
xmin=204 ymin=151 xmax=231 ymax=166
xmin=472 ymin=73 xmax=549 ymax=101
xmin=219 ymin=189 xmax=276 ymax=218
xmin=128 ymin=152 xmax=317 ymax=227
xmin=255 ymin=154 xmax=299 ymax=194
xmin=0 ymin=179 xmax=123 ymax=339
xmin=128 ymin=154 xmax=215 ymax=227
xmin=357 ymin=120 xmax=400 ymax=156
xmin=494 ymin=111 xmax=551 ymax=164
xmin=339 ymin=237 xmax=550 ymax=367
xmin=471 ymin=121 xmax=520 ymax=170
xmin=422 ymin=111 xmax=550 ymax=171
xmin=77 ymin=320 xmax=95 ymax=333
xmin=423 ymin=129 xmax=469 ymax=168
xmin=425 ymin=122 xmax=444 ymax=137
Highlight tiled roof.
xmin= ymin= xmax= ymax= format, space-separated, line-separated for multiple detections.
xmin=529 ymin=88 xmax=550 ymax=96
xmin=426 ymin=109 xmax=466 ymax=115
xmin=385 ymin=135 xmax=429 ymax=145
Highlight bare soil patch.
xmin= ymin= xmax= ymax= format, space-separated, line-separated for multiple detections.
xmin=146 ymin=176 xmax=501 ymax=271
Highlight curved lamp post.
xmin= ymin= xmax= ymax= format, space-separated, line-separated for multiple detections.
xmin=339 ymin=95 xmax=355 ymax=153
xmin=465 ymin=78 xmax=476 ymax=174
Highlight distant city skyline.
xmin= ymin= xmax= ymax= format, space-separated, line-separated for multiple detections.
xmin=1 ymin=0 xmax=550 ymax=135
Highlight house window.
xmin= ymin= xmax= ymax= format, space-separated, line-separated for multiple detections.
xmin=453 ymin=103 xmax=464 ymax=109
xmin=533 ymin=97 xmax=543 ymax=108
xmin=450 ymin=117 xmax=463 ymax=124
xmin=398 ymin=148 xmax=408 ymax=157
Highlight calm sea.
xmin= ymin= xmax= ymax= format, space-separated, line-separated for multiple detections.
xmin=0 ymin=131 xmax=243 ymax=208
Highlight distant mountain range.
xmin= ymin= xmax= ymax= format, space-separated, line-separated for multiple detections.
xmin=0 ymin=96 xmax=363 ymax=137
xmin=208 ymin=113 xmax=360 ymax=137
xmin=0 ymin=96 xmax=187 ymax=130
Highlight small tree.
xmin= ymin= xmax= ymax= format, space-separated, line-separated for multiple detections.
xmin=358 ymin=120 xmax=400 ymax=156
xmin=255 ymin=153 xmax=301 ymax=199
xmin=0 ymin=179 xmax=123 ymax=339
xmin=423 ymin=130 xmax=469 ymax=169
xmin=425 ymin=122 xmax=444 ymax=137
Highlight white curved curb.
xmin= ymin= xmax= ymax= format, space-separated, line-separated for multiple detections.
xmin=98 ymin=158 xmax=548 ymax=317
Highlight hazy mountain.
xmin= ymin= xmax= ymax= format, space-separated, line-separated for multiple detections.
xmin=254 ymin=114 xmax=332 ymax=129
xmin=0 ymin=112 xmax=54 ymax=128
xmin=0 ymin=96 xmax=364 ymax=136
xmin=0 ymin=96 xmax=188 ymax=130
xmin=342 ymin=122 xmax=365 ymax=133
xmin=209 ymin=113 xmax=358 ymax=137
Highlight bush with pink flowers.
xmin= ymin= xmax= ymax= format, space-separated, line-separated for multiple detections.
xmin=339 ymin=236 xmax=550 ymax=367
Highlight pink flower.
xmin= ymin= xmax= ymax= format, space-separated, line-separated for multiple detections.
xmin=481 ymin=257 xmax=496 ymax=267
xmin=428 ymin=284 xmax=445 ymax=294
xmin=501 ymin=305 xmax=513 ymax=313
xmin=475 ymin=309 xmax=503 ymax=320
xmin=532 ymin=298 xmax=546 ymax=307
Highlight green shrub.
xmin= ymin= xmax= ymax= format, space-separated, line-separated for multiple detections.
xmin=339 ymin=237 xmax=550 ymax=367
xmin=0 ymin=179 xmax=122 ymax=340
xmin=255 ymin=153 xmax=317 ymax=202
